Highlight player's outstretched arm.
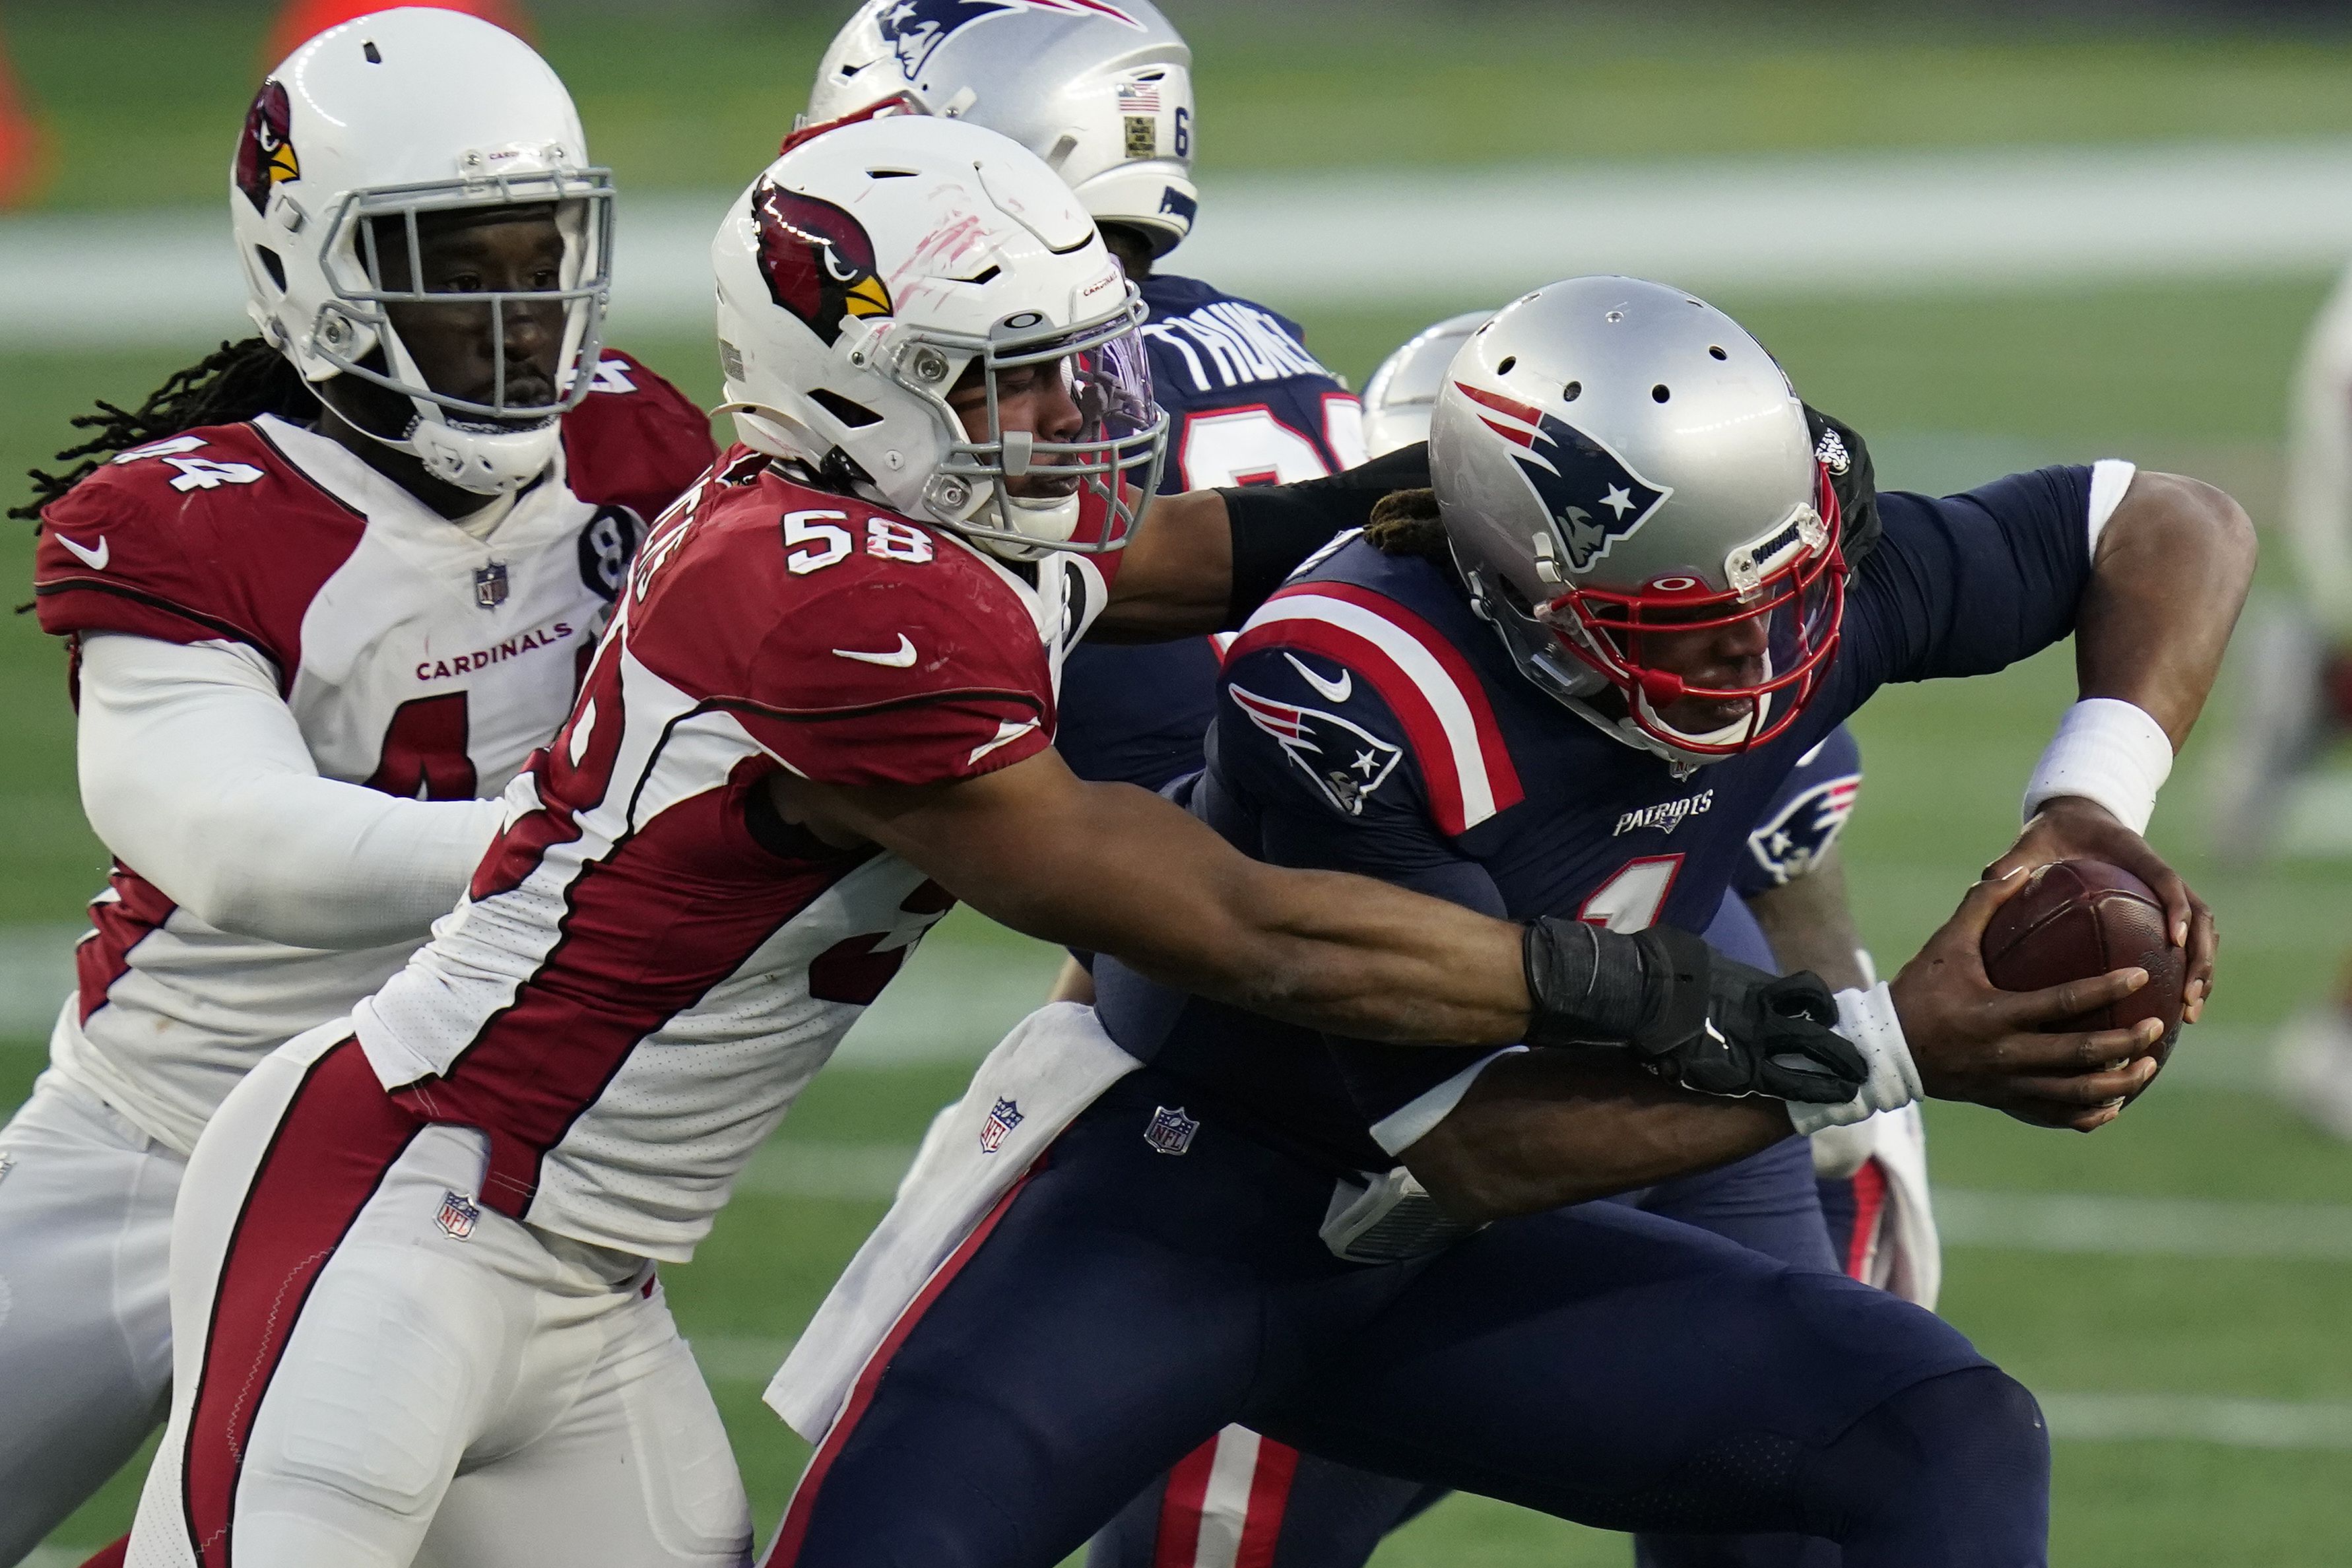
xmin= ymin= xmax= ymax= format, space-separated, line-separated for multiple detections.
xmin=1986 ymin=470 xmax=2256 ymax=1022
xmin=1090 ymin=446 xmax=1433 ymax=642
xmin=770 ymin=748 xmax=1531 ymax=1046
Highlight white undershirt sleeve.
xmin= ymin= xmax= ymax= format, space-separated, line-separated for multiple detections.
xmin=76 ymin=633 xmax=506 ymax=950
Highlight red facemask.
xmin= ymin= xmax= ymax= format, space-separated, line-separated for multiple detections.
xmin=1538 ymin=465 xmax=1846 ymax=756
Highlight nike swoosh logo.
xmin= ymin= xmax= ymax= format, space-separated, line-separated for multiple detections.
xmin=1284 ymin=652 xmax=1350 ymax=705
xmin=832 ymin=634 xmax=917 ymax=669
xmin=56 ymin=533 xmax=109 ymax=570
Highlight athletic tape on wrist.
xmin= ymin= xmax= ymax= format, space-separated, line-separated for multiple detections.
xmin=1787 ymin=983 xmax=1920 ymax=1137
xmin=2019 ymin=697 xmax=2174 ymax=837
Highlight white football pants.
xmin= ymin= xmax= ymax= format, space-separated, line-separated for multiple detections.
xmin=124 ymin=1029 xmax=751 ymax=1568
xmin=0 ymin=1069 xmax=179 ymax=1563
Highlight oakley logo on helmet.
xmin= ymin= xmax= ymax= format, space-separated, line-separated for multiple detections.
xmin=234 ymin=79 xmax=300 ymax=214
xmin=876 ymin=0 xmax=1144 ymax=81
xmin=753 ymin=182 xmax=892 ymax=346
xmin=1457 ymin=383 xmax=1670 ymax=573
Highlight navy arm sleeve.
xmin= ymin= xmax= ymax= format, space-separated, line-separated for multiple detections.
xmin=1213 ymin=641 xmax=1516 ymax=1134
xmin=1831 ymin=465 xmax=2097 ymax=715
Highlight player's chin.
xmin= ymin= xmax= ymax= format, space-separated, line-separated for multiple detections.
xmin=1006 ymin=473 xmax=1081 ymax=501
xmin=1661 ymin=696 xmax=1756 ymax=735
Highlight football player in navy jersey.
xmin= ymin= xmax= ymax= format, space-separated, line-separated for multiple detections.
xmin=763 ymin=278 xmax=2246 ymax=1566
xmin=1077 ymin=319 xmax=1920 ymax=1568
xmin=803 ymin=0 xmax=1363 ymax=812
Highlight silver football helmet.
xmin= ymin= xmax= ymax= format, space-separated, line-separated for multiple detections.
xmin=1429 ymin=277 xmax=1843 ymax=768
xmin=804 ymin=0 xmax=1197 ymax=257
xmin=1362 ymin=310 xmax=1493 ymax=457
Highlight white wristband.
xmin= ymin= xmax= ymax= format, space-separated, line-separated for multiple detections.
xmin=2020 ymin=698 xmax=2174 ymax=837
xmin=1787 ymin=983 xmax=1921 ymax=1137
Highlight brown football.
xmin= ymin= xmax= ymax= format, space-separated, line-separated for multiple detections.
xmin=1980 ymin=859 xmax=2185 ymax=1064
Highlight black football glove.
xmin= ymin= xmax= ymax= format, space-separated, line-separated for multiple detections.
xmin=1522 ymin=917 xmax=1866 ymax=1103
xmin=1625 ymin=925 xmax=1866 ymax=1103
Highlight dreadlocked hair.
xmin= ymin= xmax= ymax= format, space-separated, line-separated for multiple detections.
xmin=13 ymin=337 xmax=320 ymax=522
xmin=1363 ymin=487 xmax=1451 ymax=565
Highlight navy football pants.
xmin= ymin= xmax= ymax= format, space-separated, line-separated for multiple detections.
xmin=764 ymin=1071 xmax=2044 ymax=1568
xmin=1084 ymin=1136 xmax=1848 ymax=1568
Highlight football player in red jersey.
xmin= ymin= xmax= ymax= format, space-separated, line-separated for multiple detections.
xmin=118 ymin=109 xmax=2027 ymax=1565
xmin=0 ymin=11 xmax=713 ymax=1559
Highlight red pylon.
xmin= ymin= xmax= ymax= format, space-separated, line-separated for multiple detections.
xmin=265 ymin=0 xmax=535 ymax=68
xmin=0 ymin=25 xmax=49 ymax=210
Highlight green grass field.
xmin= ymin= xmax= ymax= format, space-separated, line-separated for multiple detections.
xmin=7 ymin=2 xmax=2352 ymax=1561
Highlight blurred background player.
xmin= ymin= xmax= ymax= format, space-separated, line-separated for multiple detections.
xmin=1088 ymin=308 xmax=1938 ymax=1568
xmin=0 ymin=10 xmax=713 ymax=1559
xmin=803 ymin=0 xmax=1363 ymax=847
xmin=2227 ymin=262 xmax=2352 ymax=1136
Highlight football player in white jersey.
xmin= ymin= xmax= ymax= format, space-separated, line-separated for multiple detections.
xmin=119 ymin=108 xmax=2093 ymax=1566
xmin=2228 ymin=267 xmax=2352 ymax=1134
xmin=0 ymin=11 xmax=714 ymax=1560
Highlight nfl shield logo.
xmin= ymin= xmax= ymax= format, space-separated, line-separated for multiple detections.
xmin=1144 ymin=1105 xmax=1199 ymax=1157
xmin=473 ymin=561 xmax=509 ymax=610
xmin=436 ymin=1189 xmax=480 ymax=1240
xmin=979 ymin=1097 xmax=1024 ymax=1154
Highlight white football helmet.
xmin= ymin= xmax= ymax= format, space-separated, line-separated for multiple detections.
xmin=804 ymin=0 xmax=1197 ymax=258
xmin=712 ymin=114 xmax=1165 ymax=556
xmin=1362 ymin=309 xmax=1494 ymax=457
xmin=230 ymin=7 xmax=613 ymax=495
xmin=1430 ymin=278 xmax=1843 ymax=767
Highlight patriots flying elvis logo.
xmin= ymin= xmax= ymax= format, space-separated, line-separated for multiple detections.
xmin=1745 ymin=772 xmax=1860 ymax=886
xmin=1455 ymin=382 xmax=1672 ymax=573
xmin=874 ymin=0 xmax=1144 ymax=81
xmin=1229 ymin=674 xmax=1403 ymax=818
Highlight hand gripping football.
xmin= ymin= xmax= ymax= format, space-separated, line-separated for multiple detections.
xmin=1980 ymin=859 xmax=2186 ymax=1064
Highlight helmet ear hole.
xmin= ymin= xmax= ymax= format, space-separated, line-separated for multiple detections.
xmin=1651 ymin=384 xmax=1671 ymax=403
xmin=809 ymin=387 xmax=884 ymax=428
xmin=255 ymin=246 xmax=287 ymax=292
xmin=1497 ymin=356 xmax=1517 ymax=374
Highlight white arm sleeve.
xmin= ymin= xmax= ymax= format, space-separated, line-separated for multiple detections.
xmin=2287 ymin=264 xmax=2352 ymax=636
xmin=77 ymin=633 xmax=506 ymax=950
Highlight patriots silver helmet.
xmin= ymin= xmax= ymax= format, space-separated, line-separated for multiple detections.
xmin=1362 ymin=309 xmax=1493 ymax=457
xmin=1429 ymin=277 xmax=1844 ymax=767
xmin=804 ymin=0 xmax=1197 ymax=258
xmin=230 ymin=8 xmax=613 ymax=496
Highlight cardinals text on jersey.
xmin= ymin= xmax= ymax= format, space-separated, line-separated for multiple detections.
xmin=350 ymin=451 xmax=1117 ymax=1259
xmin=30 ymin=352 xmax=715 ymax=1155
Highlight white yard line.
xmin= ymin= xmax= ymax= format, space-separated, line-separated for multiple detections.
xmin=13 ymin=139 xmax=2352 ymax=347
xmin=2035 ymin=1392 xmax=2352 ymax=1451
xmin=1937 ymin=1187 xmax=2352 ymax=1262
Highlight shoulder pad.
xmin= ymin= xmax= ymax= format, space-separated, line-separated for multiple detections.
xmin=33 ymin=422 xmax=363 ymax=680
xmin=1225 ymin=579 xmax=1522 ymax=836
xmin=622 ymin=472 xmax=1056 ymax=787
xmin=561 ymin=350 xmax=719 ymax=526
